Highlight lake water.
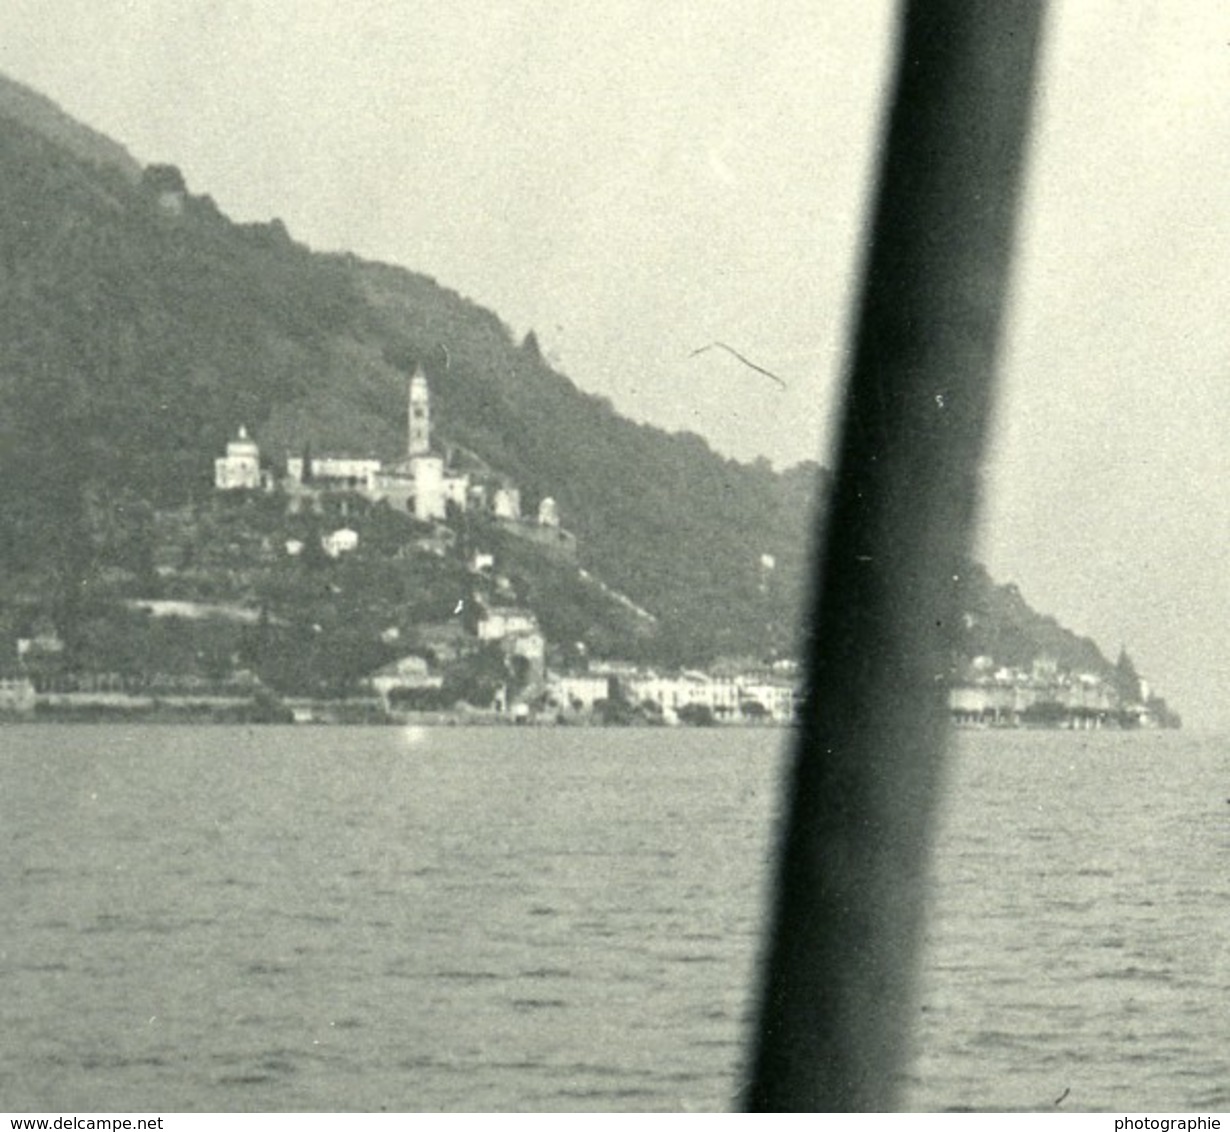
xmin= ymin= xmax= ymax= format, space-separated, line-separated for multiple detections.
xmin=1 ymin=724 xmax=1227 ymax=1112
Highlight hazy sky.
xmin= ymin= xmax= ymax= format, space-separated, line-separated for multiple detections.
xmin=3 ymin=2 xmax=1226 ymax=728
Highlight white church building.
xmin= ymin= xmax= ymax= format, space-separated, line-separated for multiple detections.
xmin=214 ymin=426 xmax=263 ymax=490
xmin=214 ymin=367 xmax=520 ymax=524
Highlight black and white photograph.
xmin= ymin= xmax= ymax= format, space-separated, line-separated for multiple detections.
xmin=1 ymin=1 xmax=1227 ymax=1115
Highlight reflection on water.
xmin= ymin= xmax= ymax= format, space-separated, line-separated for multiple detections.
xmin=1 ymin=725 xmax=1227 ymax=1111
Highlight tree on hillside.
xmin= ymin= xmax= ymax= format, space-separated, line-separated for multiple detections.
xmin=1114 ymin=647 xmax=1143 ymax=704
xmin=142 ymin=164 xmax=187 ymax=195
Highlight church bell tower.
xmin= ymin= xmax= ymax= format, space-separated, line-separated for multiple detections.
xmin=408 ymin=367 xmax=430 ymax=457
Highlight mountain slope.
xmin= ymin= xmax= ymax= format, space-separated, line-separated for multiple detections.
xmin=0 ymin=102 xmax=817 ymax=663
xmin=0 ymin=76 xmax=1160 ymax=695
xmin=0 ymin=74 xmax=140 ymax=180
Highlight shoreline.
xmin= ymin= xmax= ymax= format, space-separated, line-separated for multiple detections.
xmin=0 ymin=696 xmax=796 ymax=728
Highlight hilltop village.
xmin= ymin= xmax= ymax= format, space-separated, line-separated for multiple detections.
xmin=2 ymin=369 xmax=806 ymax=726
xmin=216 ymin=367 xmax=571 ymax=540
xmin=0 ymin=367 xmax=1175 ymax=729
xmin=0 ymin=76 xmax=1180 ymax=731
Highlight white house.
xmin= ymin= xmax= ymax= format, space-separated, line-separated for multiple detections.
xmin=548 ymin=672 xmax=610 ymax=712
xmin=371 ymin=654 xmax=444 ymax=708
xmin=478 ymin=607 xmax=545 ymax=681
xmin=477 ymin=607 xmax=539 ymax=642
xmin=0 ymin=676 xmax=36 ymax=714
xmin=287 ymin=454 xmax=382 ymax=491
xmin=492 ymin=486 xmax=522 ymax=520
xmin=321 ymin=527 xmax=359 ymax=558
xmin=624 ymin=668 xmax=793 ymax=723
xmin=468 ymin=551 xmax=495 ymax=574
xmin=736 ymin=678 xmax=798 ymax=722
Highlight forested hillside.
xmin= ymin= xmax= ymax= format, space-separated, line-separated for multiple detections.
xmin=0 ymin=76 xmax=1138 ymax=684
xmin=0 ymin=97 xmax=819 ymax=664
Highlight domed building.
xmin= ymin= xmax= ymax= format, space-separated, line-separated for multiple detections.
xmin=212 ymin=371 xmax=556 ymax=533
xmin=214 ymin=426 xmax=262 ymax=490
